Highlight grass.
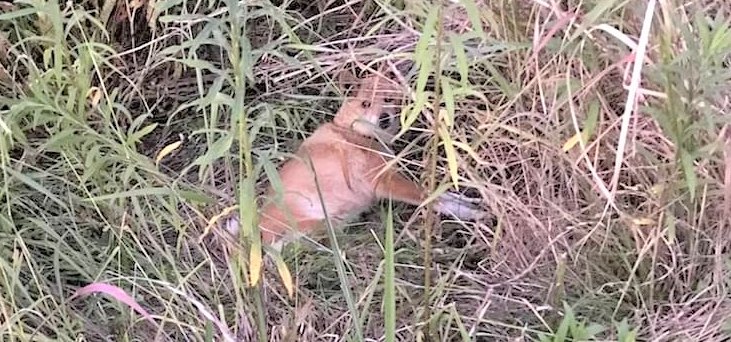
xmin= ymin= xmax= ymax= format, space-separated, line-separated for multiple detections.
xmin=1 ymin=0 xmax=731 ymax=341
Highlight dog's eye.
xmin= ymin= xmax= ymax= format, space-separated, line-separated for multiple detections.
xmin=361 ymin=100 xmax=371 ymax=108
xmin=384 ymin=98 xmax=394 ymax=104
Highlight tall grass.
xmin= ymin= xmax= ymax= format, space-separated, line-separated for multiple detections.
xmin=1 ymin=0 xmax=731 ymax=341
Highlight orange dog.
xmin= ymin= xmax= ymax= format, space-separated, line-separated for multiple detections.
xmin=227 ymin=69 xmax=485 ymax=250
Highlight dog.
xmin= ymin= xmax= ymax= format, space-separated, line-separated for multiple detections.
xmin=226 ymin=69 xmax=486 ymax=252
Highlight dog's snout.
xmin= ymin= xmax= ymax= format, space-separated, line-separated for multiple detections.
xmin=378 ymin=113 xmax=392 ymax=129
xmin=378 ymin=110 xmax=399 ymax=131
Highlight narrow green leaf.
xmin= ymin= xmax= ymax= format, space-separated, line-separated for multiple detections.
xmin=570 ymin=0 xmax=621 ymax=41
xmin=84 ymin=187 xmax=175 ymax=202
xmin=420 ymin=182 xmax=453 ymax=209
xmin=555 ymin=302 xmax=573 ymax=342
xmin=583 ymin=100 xmax=600 ymax=143
xmin=402 ymin=61 xmax=431 ymax=131
xmin=128 ymin=123 xmax=158 ymax=145
xmin=262 ymin=157 xmax=285 ymax=203
xmin=584 ymin=323 xmax=606 ymax=338
xmin=450 ymin=34 xmax=469 ymax=84
xmin=695 ymin=11 xmax=711 ymax=55
xmin=459 ymin=0 xmax=484 ymax=36
xmin=285 ymin=43 xmax=338 ymax=53
xmin=679 ymin=149 xmax=697 ymax=201
xmin=482 ymin=61 xmax=516 ymax=98
xmin=617 ymin=318 xmax=638 ymax=342
xmin=41 ymin=128 xmax=78 ymax=151
xmin=441 ymin=77 xmax=455 ymax=127
xmin=383 ymin=201 xmax=395 ymax=342
xmin=449 ymin=306 xmax=471 ymax=342
xmin=237 ymin=176 xmax=258 ymax=239
xmin=309 ymin=154 xmax=365 ymax=341
xmin=0 ymin=7 xmax=38 ymax=21
xmin=177 ymin=190 xmax=215 ymax=204
xmin=192 ymin=133 xmax=234 ymax=166
xmin=402 ymin=5 xmax=439 ymax=132
xmin=709 ymin=18 xmax=731 ymax=56
xmin=413 ymin=6 xmax=439 ymax=69
xmin=4 ymin=168 xmax=67 ymax=209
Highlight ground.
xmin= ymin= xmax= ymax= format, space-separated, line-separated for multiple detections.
xmin=1 ymin=0 xmax=731 ymax=341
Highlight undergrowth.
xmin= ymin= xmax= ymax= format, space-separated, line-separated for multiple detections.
xmin=1 ymin=0 xmax=731 ymax=341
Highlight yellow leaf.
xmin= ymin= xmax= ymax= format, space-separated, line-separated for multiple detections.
xmin=632 ymin=218 xmax=654 ymax=226
xmin=198 ymin=205 xmax=238 ymax=243
xmin=562 ymin=103 xmax=599 ymax=152
xmin=562 ymin=133 xmax=582 ymax=152
xmin=438 ymin=126 xmax=459 ymax=190
xmin=155 ymin=140 xmax=182 ymax=165
xmin=87 ymin=87 xmax=102 ymax=109
xmin=249 ymin=246 xmax=262 ymax=287
xmin=418 ymin=183 xmax=453 ymax=210
xmin=649 ymin=184 xmax=665 ymax=197
xmin=439 ymin=108 xmax=452 ymax=128
xmin=272 ymin=253 xmax=295 ymax=299
xmin=452 ymin=141 xmax=488 ymax=165
xmin=146 ymin=0 xmax=159 ymax=30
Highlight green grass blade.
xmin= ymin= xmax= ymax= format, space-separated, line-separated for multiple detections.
xmin=383 ymin=200 xmax=395 ymax=342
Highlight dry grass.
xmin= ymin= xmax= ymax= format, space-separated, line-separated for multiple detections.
xmin=1 ymin=0 xmax=731 ymax=341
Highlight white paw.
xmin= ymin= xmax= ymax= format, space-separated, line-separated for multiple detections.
xmin=225 ymin=215 xmax=240 ymax=236
xmin=433 ymin=191 xmax=487 ymax=221
xmin=442 ymin=191 xmax=483 ymax=204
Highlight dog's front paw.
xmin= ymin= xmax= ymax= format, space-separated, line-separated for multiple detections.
xmin=433 ymin=191 xmax=487 ymax=221
xmin=224 ymin=215 xmax=240 ymax=236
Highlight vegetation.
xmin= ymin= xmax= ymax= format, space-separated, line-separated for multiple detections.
xmin=1 ymin=0 xmax=730 ymax=340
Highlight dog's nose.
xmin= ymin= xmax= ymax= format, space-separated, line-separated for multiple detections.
xmin=378 ymin=112 xmax=393 ymax=129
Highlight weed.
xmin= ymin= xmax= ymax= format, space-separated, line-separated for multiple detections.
xmin=1 ymin=0 xmax=731 ymax=341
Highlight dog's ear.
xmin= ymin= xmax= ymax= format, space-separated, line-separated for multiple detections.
xmin=335 ymin=68 xmax=361 ymax=95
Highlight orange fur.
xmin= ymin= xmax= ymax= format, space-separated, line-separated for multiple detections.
xmin=228 ymin=70 xmax=485 ymax=250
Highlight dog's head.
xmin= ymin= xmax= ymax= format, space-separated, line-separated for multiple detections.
xmin=332 ymin=69 xmax=403 ymax=141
